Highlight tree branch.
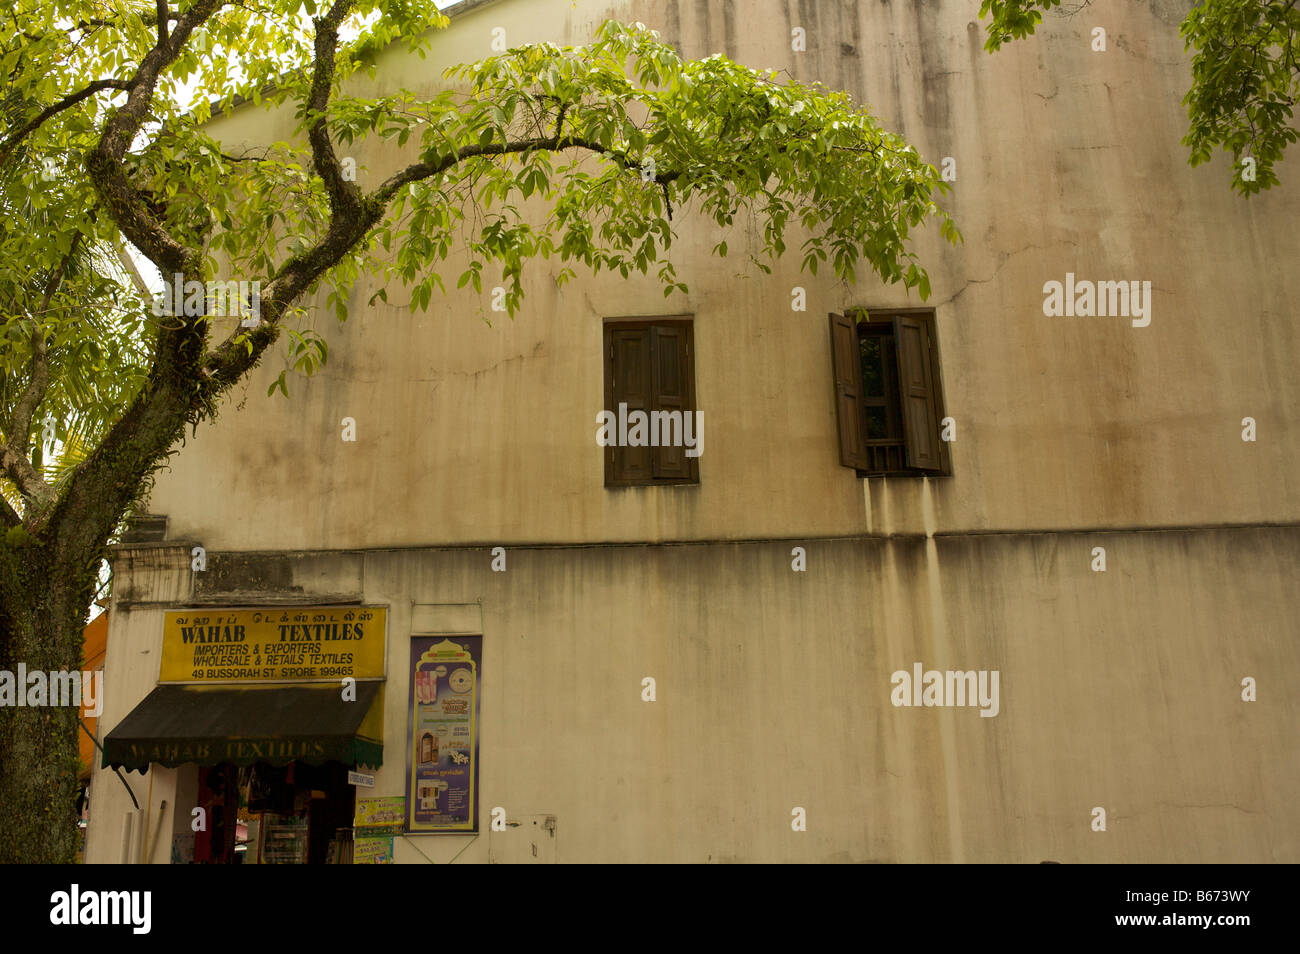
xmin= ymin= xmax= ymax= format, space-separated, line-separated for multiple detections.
xmin=374 ymin=133 xmax=680 ymax=206
xmin=86 ymin=0 xmax=225 ymax=277
xmin=79 ymin=13 xmax=178 ymax=31
xmin=6 ymin=235 xmax=82 ymax=453
xmin=200 ymin=131 xmax=681 ymax=392
xmin=306 ymin=1 xmax=362 ymax=220
xmin=0 ymin=236 xmax=84 ymax=519
xmin=0 ymin=489 xmax=20 ymax=528
xmin=0 ymin=441 xmax=50 ymax=506
xmin=0 ymin=79 xmax=135 ymax=169
xmin=46 ymin=1 xmax=229 ymax=549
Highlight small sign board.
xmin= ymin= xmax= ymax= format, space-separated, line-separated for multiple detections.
xmin=348 ymin=770 xmax=375 ymax=788
xmin=354 ymin=796 xmax=405 ymax=834
xmin=354 ymin=835 xmax=394 ymax=864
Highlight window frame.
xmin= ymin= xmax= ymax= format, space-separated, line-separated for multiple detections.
xmin=836 ymin=307 xmax=952 ymax=478
xmin=602 ymin=316 xmax=700 ymax=488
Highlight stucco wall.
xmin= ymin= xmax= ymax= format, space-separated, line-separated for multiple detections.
xmin=135 ymin=0 xmax=1300 ymax=551
xmin=87 ymin=527 xmax=1298 ymax=863
xmin=84 ymin=0 xmax=1300 ymax=864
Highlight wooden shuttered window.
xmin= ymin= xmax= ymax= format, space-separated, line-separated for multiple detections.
xmin=608 ymin=328 xmax=653 ymax=482
xmin=604 ymin=319 xmax=699 ymax=486
xmin=893 ymin=313 xmax=944 ymax=472
xmin=829 ymin=313 xmax=870 ymax=470
xmin=650 ymin=325 xmax=690 ymax=479
xmin=830 ymin=309 xmax=950 ymax=477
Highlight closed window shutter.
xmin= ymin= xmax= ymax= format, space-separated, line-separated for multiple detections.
xmin=609 ymin=328 xmax=653 ymax=482
xmin=650 ymin=325 xmax=690 ymax=478
xmin=829 ymin=312 xmax=869 ymax=470
xmin=893 ymin=313 xmax=943 ymax=471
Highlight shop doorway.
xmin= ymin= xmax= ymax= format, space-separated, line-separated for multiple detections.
xmin=194 ymin=761 xmax=357 ymax=863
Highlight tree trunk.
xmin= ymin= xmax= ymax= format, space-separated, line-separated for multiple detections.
xmin=0 ymin=540 xmax=92 ymax=863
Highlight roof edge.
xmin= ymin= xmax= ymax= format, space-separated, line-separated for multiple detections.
xmin=202 ymin=0 xmax=507 ymax=123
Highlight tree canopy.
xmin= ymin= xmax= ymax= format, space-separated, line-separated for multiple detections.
xmin=0 ymin=2 xmax=956 ymax=531
xmin=0 ymin=1 xmax=960 ymax=861
xmin=1 ymin=0 xmax=1293 ymax=863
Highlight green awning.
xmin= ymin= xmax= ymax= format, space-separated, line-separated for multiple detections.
xmin=103 ymin=681 xmax=384 ymax=772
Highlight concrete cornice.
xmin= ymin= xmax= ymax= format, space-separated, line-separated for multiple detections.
xmin=122 ymin=521 xmax=1300 ymax=559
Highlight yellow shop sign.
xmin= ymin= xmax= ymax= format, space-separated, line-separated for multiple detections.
xmin=160 ymin=607 xmax=386 ymax=683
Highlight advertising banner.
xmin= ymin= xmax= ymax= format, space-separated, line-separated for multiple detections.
xmin=353 ymin=837 xmax=394 ymax=864
xmin=354 ymin=796 xmax=406 ymax=834
xmin=406 ymin=636 xmax=481 ymax=832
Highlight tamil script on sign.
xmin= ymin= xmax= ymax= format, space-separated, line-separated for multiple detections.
xmin=160 ymin=607 xmax=386 ymax=683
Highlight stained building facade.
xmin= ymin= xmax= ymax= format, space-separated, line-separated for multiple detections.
xmin=85 ymin=0 xmax=1299 ymax=863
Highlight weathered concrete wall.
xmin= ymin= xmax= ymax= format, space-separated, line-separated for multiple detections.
xmin=87 ymin=527 xmax=1299 ymax=863
xmin=85 ymin=1 xmax=1300 ymax=863
xmin=141 ymin=0 xmax=1300 ymax=550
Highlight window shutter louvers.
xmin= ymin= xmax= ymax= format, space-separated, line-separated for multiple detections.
xmin=893 ymin=313 xmax=943 ymax=471
xmin=829 ymin=312 xmax=870 ymax=470
xmin=650 ymin=325 xmax=690 ymax=479
xmin=609 ymin=328 xmax=653 ymax=482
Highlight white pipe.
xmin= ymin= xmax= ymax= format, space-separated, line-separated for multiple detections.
xmin=120 ymin=810 xmax=136 ymax=864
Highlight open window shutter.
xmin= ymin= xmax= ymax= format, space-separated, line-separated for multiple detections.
xmin=893 ymin=313 xmax=943 ymax=471
xmin=829 ymin=313 xmax=869 ymax=470
xmin=610 ymin=328 xmax=653 ymax=482
xmin=650 ymin=325 xmax=689 ymax=478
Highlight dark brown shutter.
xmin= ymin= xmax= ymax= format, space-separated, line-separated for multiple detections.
xmin=650 ymin=325 xmax=689 ymax=478
xmin=829 ymin=312 xmax=869 ymax=470
xmin=608 ymin=328 xmax=653 ymax=482
xmin=893 ymin=313 xmax=942 ymax=471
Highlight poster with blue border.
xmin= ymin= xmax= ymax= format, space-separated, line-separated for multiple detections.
xmin=406 ymin=636 xmax=481 ymax=832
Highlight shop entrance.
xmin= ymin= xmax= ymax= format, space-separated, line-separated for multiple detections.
xmin=195 ymin=760 xmax=357 ymax=864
